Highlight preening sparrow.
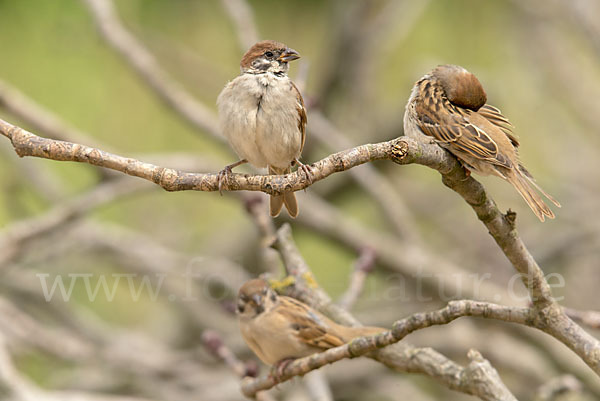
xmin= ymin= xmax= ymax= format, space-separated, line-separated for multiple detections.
xmin=404 ymin=65 xmax=560 ymax=222
xmin=237 ymin=279 xmax=385 ymax=368
xmin=217 ymin=40 xmax=310 ymax=218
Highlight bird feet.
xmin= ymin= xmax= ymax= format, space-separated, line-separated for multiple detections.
xmin=456 ymin=160 xmax=472 ymax=181
xmin=270 ymin=358 xmax=295 ymax=383
xmin=217 ymin=159 xmax=248 ymax=195
xmin=217 ymin=167 xmax=232 ymax=196
xmin=293 ymin=159 xmax=313 ymax=184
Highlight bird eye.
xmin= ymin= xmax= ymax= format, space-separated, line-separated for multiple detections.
xmin=264 ymin=51 xmax=274 ymax=59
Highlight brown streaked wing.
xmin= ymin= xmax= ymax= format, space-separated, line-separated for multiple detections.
xmin=478 ymin=104 xmax=519 ymax=147
xmin=277 ymin=297 xmax=345 ymax=350
xmin=415 ymin=89 xmax=512 ymax=168
xmin=291 ymin=82 xmax=307 ymax=152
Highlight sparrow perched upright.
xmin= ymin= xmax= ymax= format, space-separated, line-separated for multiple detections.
xmin=217 ymin=40 xmax=310 ymax=218
xmin=237 ymin=279 xmax=385 ymax=370
xmin=404 ymin=65 xmax=560 ymax=221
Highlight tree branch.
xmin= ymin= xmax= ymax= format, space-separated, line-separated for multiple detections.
xmin=219 ymin=0 xmax=259 ymax=52
xmin=262 ymin=224 xmax=518 ymax=401
xmin=82 ymin=0 xmax=222 ymax=140
xmin=2 ymin=116 xmax=598 ymax=374
xmin=242 ymin=299 xmax=523 ymax=400
xmin=0 ymin=117 xmax=397 ymax=194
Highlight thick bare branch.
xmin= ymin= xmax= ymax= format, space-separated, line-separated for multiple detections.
xmin=2 ymin=117 xmax=598 ymax=374
xmin=242 ymin=299 xmax=522 ymax=400
xmin=264 ymin=224 xmax=518 ymax=401
xmin=0 ymin=117 xmax=395 ymax=194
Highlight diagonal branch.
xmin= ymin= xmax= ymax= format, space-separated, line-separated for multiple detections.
xmin=2 ymin=115 xmax=598 ymax=375
xmin=242 ymin=299 xmax=524 ymax=400
xmin=219 ymin=0 xmax=259 ymax=52
xmin=82 ymin=0 xmax=222 ymax=140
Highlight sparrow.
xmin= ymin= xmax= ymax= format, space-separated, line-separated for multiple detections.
xmin=237 ymin=279 xmax=385 ymax=371
xmin=404 ymin=64 xmax=560 ymax=222
xmin=217 ymin=40 xmax=311 ymax=218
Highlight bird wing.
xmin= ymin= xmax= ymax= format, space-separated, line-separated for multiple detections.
xmin=291 ymin=82 xmax=307 ymax=152
xmin=415 ymin=84 xmax=513 ymax=169
xmin=477 ymin=104 xmax=519 ymax=147
xmin=277 ymin=296 xmax=345 ymax=350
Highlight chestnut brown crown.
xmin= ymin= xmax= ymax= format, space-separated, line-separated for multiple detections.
xmin=239 ymin=40 xmax=300 ymax=73
xmin=238 ymin=278 xmax=270 ymax=299
xmin=432 ymin=64 xmax=487 ymax=111
xmin=236 ymin=278 xmax=276 ymax=316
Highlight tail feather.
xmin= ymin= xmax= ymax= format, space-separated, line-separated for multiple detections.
xmin=340 ymin=325 xmax=386 ymax=343
xmin=268 ymin=166 xmax=299 ymax=218
xmin=269 ymin=194 xmax=284 ymax=217
xmin=518 ymin=165 xmax=561 ymax=208
xmin=283 ymin=192 xmax=298 ymax=218
xmin=508 ymin=170 xmax=557 ymax=222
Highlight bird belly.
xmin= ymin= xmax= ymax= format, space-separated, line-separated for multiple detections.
xmin=217 ymin=74 xmax=302 ymax=170
xmin=255 ymin=84 xmax=302 ymax=169
xmin=240 ymin=312 xmax=318 ymax=365
xmin=217 ymin=76 xmax=268 ymax=167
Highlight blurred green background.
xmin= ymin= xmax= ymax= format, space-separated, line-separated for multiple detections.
xmin=1 ymin=0 xmax=599 ymax=400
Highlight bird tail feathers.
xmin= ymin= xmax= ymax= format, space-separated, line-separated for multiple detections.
xmin=508 ymin=167 xmax=559 ymax=222
xmin=268 ymin=166 xmax=298 ymax=218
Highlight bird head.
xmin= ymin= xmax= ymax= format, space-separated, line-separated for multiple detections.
xmin=240 ymin=40 xmax=300 ymax=75
xmin=236 ymin=278 xmax=278 ymax=318
xmin=432 ymin=64 xmax=487 ymax=111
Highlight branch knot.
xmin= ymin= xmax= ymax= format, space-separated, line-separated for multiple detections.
xmin=389 ymin=138 xmax=409 ymax=164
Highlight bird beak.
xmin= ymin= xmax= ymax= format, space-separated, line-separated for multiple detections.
xmin=251 ymin=294 xmax=262 ymax=306
xmin=251 ymin=294 xmax=264 ymax=314
xmin=278 ymin=48 xmax=300 ymax=62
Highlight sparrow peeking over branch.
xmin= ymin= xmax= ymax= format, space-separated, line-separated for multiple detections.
xmin=217 ymin=40 xmax=311 ymax=218
xmin=237 ymin=279 xmax=385 ymax=375
xmin=404 ymin=64 xmax=560 ymax=221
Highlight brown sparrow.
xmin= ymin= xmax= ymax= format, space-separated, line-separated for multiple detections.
xmin=237 ymin=279 xmax=385 ymax=370
xmin=404 ymin=65 xmax=560 ymax=221
xmin=217 ymin=40 xmax=310 ymax=218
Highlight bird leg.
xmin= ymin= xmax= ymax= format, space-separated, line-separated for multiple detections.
xmin=293 ymin=158 xmax=313 ymax=184
xmin=457 ymin=160 xmax=472 ymax=181
xmin=270 ymin=358 xmax=295 ymax=383
xmin=217 ymin=159 xmax=247 ymax=195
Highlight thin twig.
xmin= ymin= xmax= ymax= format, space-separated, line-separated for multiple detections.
xmin=309 ymin=111 xmax=420 ymax=240
xmin=201 ymin=330 xmax=276 ymax=401
xmin=0 ymin=79 xmax=107 ymax=148
xmin=0 ymin=177 xmax=151 ymax=267
xmin=219 ymin=0 xmax=259 ymax=52
xmin=82 ymin=0 xmax=222 ymax=140
xmin=534 ymin=374 xmax=582 ymax=401
xmin=337 ymin=247 xmax=376 ymax=310
xmin=564 ymin=307 xmax=600 ymax=329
